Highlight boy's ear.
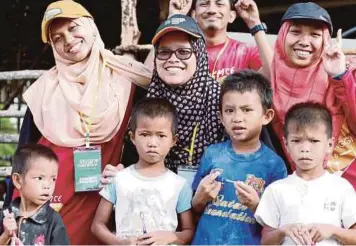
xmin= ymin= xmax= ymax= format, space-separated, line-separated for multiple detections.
xmin=12 ymin=173 xmax=23 ymax=190
xmin=218 ymin=111 xmax=225 ymax=127
xmin=129 ymin=131 xmax=135 ymax=145
xmin=262 ymin=109 xmax=275 ymax=125
xmin=327 ymin=137 xmax=335 ymax=154
xmin=172 ymin=134 xmax=178 ymax=147
xmin=282 ymin=137 xmax=289 ymax=151
xmin=229 ymin=10 xmax=237 ymax=23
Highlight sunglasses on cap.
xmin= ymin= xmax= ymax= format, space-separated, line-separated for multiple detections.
xmin=156 ymin=48 xmax=194 ymax=61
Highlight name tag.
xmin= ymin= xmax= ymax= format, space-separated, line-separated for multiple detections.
xmin=73 ymin=146 xmax=102 ymax=192
xmin=177 ymin=165 xmax=198 ymax=188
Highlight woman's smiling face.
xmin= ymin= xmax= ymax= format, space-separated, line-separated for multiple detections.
xmin=50 ymin=18 xmax=95 ymax=62
xmin=155 ymin=32 xmax=197 ymax=88
xmin=284 ymin=21 xmax=324 ymax=68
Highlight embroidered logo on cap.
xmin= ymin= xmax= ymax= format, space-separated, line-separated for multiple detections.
xmin=45 ymin=8 xmax=62 ymax=21
xmin=164 ymin=17 xmax=186 ymax=26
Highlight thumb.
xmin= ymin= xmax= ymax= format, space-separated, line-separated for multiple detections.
xmin=209 ymin=171 xmax=221 ymax=181
xmin=116 ymin=164 xmax=125 ymax=171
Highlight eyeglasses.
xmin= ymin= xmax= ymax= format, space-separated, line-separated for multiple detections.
xmin=156 ymin=48 xmax=194 ymax=60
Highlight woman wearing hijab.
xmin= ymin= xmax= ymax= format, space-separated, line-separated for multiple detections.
xmin=271 ymin=2 xmax=356 ymax=189
xmin=17 ymin=1 xmax=151 ymax=244
xmin=147 ymin=14 xmax=224 ymax=170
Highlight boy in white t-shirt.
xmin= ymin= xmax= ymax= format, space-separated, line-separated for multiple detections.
xmin=255 ymin=102 xmax=356 ymax=245
xmin=91 ymin=98 xmax=194 ymax=245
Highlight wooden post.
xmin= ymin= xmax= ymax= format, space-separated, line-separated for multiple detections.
xmin=121 ymin=0 xmax=141 ymax=46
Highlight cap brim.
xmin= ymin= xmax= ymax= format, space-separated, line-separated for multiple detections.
xmin=42 ymin=14 xmax=92 ymax=43
xmin=152 ymin=26 xmax=201 ymax=45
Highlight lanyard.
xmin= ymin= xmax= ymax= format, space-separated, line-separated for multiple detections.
xmin=79 ymin=59 xmax=107 ymax=148
xmin=211 ymin=38 xmax=230 ymax=79
xmin=184 ymin=123 xmax=199 ymax=165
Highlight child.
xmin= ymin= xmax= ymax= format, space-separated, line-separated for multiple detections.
xmin=191 ymin=70 xmax=287 ymax=245
xmin=91 ymin=98 xmax=194 ymax=245
xmin=255 ymin=103 xmax=356 ymax=245
xmin=0 ymin=144 xmax=69 ymax=245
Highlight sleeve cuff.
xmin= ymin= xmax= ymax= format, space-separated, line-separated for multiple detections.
xmin=331 ymin=69 xmax=348 ymax=81
xmin=99 ymin=189 xmax=115 ymax=204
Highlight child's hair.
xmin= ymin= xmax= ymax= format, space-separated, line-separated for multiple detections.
xmin=129 ymin=98 xmax=178 ymax=134
xmin=220 ymin=70 xmax=272 ymax=111
xmin=284 ymin=102 xmax=333 ymax=138
xmin=12 ymin=144 xmax=58 ymax=176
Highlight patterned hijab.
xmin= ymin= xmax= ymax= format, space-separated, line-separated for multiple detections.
xmin=147 ymin=36 xmax=224 ymax=169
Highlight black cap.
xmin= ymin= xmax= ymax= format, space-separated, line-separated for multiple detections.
xmin=152 ymin=14 xmax=205 ymax=45
xmin=281 ymin=2 xmax=333 ymax=34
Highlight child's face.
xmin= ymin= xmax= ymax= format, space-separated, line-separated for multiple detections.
xmin=16 ymin=157 xmax=58 ymax=208
xmin=220 ymin=90 xmax=273 ymax=144
xmin=285 ymin=122 xmax=333 ymax=173
xmin=130 ymin=116 xmax=176 ymax=166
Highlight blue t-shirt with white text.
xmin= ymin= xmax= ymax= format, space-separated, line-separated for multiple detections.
xmin=192 ymin=140 xmax=287 ymax=245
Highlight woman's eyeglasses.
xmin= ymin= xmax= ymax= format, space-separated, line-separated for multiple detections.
xmin=156 ymin=48 xmax=194 ymax=60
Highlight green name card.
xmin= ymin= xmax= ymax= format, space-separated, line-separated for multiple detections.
xmin=73 ymin=146 xmax=102 ymax=192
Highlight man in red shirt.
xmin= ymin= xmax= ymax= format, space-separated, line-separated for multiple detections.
xmin=146 ymin=0 xmax=272 ymax=83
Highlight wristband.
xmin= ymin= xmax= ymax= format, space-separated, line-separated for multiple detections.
xmin=250 ymin=23 xmax=267 ymax=36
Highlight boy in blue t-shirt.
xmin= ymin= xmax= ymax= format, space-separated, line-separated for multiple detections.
xmin=192 ymin=70 xmax=287 ymax=245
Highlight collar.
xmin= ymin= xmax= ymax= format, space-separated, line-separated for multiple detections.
xmin=9 ymin=197 xmax=50 ymax=224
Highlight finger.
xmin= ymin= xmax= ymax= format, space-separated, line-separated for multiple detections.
xmin=315 ymin=233 xmax=323 ymax=243
xmin=208 ymin=171 xmax=221 ymax=182
xmin=137 ymin=233 xmax=152 ymax=240
xmin=336 ymin=29 xmax=342 ymax=49
xmin=325 ymin=46 xmax=341 ymax=59
xmin=235 ymin=181 xmax=253 ymax=194
xmin=212 ymin=181 xmax=222 ymax=192
xmin=309 ymin=227 xmax=318 ymax=241
xmin=235 ymin=185 xmax=250 ymax=199
xmin=290 ymin=233 xmax=302 ymax=245
xmin=302 ymin=231 xmax=313 ymax=246
xmin=138 ymin=237 xmax=155 ymax=245
xmin=116 ymin=164 xmax=125 ymax=171
xmin=296 ymin=232 xmax=307 ymax=246
xmin=292 ymin=228 xmax=306 ymax=245
xmin=100 ymin=177 xmax=112 ymax=185
xmin=3 ymin=209 xmax=10 ymax=217
xmin=102 ymin=169 xmax=117 ymax=179
xmin=324 ymin=36 xmax=332 ymax=49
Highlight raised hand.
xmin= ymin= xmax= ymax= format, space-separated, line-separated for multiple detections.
xmin=322 ymin=29 xmax=346 ymax=77
xmin=3 ymin=210 xmax=17 ymax=239
xmin=195 ymin=171 xmax=222 ymax=202
xmin=169 ymin=0 xmax=192 ymax=17
xmin=235 ymin=0 xmax=261 ymax=29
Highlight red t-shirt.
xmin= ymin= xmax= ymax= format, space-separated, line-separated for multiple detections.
xmin=207 ymin=38 xmax=261 ymax=83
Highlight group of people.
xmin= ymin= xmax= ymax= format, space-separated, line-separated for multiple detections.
xmin=0 ymin=0 xmax=355 ymax=245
